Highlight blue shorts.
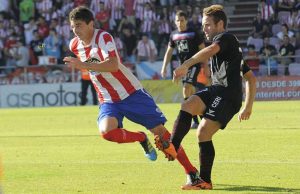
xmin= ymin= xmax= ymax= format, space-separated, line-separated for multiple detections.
xmin=98 ymin=89 xmax=167 ymax=130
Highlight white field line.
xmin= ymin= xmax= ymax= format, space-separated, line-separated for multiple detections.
xmin=5 ymin=160 xmax=300 ymax=165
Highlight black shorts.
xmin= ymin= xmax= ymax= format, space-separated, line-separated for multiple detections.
xmin=194 ymin=87 xmax=242 ymax=129
xmin=182 ymin=64 xmax=201 ymax=86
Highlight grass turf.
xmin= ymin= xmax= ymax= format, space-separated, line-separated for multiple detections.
xmin=0 ymin=101 xmax=300 ymax=193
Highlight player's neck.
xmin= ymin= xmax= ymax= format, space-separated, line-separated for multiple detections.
xmin=81 ymin=29 xmax=95 ymax=46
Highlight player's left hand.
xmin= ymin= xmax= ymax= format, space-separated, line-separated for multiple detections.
xmin=238 ymin=107 xmax=252 ymax=122
xmin=63 ymin=56 xmax=86 ymax=70
xmin=172 ymin=65 xmax=188 ymax=84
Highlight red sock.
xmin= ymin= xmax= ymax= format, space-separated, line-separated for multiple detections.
xmin=102 ymin=128 xmax=146 ymax=143
xmin=162 ymin=131 xmax=197 ymax=174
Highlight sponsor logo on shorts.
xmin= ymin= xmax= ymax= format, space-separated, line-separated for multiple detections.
xmin=207 ymin=109 xmax=215 ymax=117
xmin=211 ymin=96 xmax=222 ymax=108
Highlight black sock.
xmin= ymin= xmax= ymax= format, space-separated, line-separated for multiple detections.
xmin=199 ymin=141 xmax=215 ymax=183
xmin=171 ymin=110 xmax=192 ymax=151
xmin=192 ymin=115 xmax=199 ymax=124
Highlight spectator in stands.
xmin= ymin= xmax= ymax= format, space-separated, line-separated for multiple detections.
xmin=136 ymin=33 xmax=157 ymax=63
xmin=279 ymin=34 xmax=296 ymax=75
xmin=108 ymin=0 xmax=125 ymax=33
xmin=124 ymin=0 xmax=136 ymax=26
xmin=244 ymin=44 xmax=260 ymax=75
xmin=24 ymin=17 xmax=37 ymax=45
xmin=30 ymin=30 xmax=44 ymax=64
xmin=95 ymin=2 xmax=110 ymax=31
xmin=277 ymin=0 xmax=294 ymax=12
xmin=249 ymin=12 xmax=269 ymax=38
xmin=260 ymin=0 xmax=275 ymax=23
xmin=133 ymin=0 xmax=149 ymax=30
xmin=36 ymin=16 xmax=50 ymax=39
xmin=3 ymin=34 xmax=19 ymax=73
xmin=43 ymin=28 xmax=62 ymax=63
xmin=89 ymin=0 xmax=102 ymax=16
xmin=277 ymin=23 xmax=295 ymax=38
xmin=140 ymin=2 xmax=157 ymax=38
xmin=287 ymin=9 xmax=300 ymax=31
xmin=19 ymin=0 xmax=35 ymax=24
xmin=260 ymin=37 xmax=278 ymax=56
xmin=118 ymin=16 xmax=136 ymax=35
xmin=35 ymin=0 xmax=53 ymax=22
xmin=188 ymin=13 xmax=203 ymax=35
xmin=156 ymin=7 xmax=172 ymax=56
xmin=121 ymin=27 xmax=138 ymax=64
xmin=15 ymin=39 xmax=30 ymax=68
xmin=260 ymin=37 xmax=278 ymax=75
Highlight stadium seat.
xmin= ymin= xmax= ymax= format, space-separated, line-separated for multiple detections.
xmin=247 ymin=37 xmax=263 ymax=52
xmin=295 ymin=49 xmax=300 ymax=63
xmin=289 ymin=63 xmax=300 ymax=75
xmin=278 ymin=11 xmax=290 ymax=24
xmin=277 ymin=63 xmax=288 ymax=76
xmin=269 ymin=37 xmax=280 ymax=51
xmin=271 ymin=24 xmax=282 ymax=36
xmin=259 ymin=64 xmax=268 ymax=76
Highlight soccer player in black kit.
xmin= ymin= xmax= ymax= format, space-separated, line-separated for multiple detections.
xmin=161 ymin=10 xmax=207 ymax=129
xmin=155 ymin=5 xmax=257 ymax=190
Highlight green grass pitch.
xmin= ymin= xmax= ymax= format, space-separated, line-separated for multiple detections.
xmin=0 ymin=101 xmax=300 ymax=194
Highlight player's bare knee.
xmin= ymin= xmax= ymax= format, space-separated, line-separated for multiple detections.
xmin=197 ymin=124 xmax=212 ymax=141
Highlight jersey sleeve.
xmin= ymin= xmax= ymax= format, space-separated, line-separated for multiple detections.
xmin=98 ymin=32 xmax=118 ymax=58
xmin=213 ymin=33 xmax=230 ymax=54
xmin=241 ymin=59 xmax=251 ymax=75
xmin=168 ymin=33 xmax=176 ymax=48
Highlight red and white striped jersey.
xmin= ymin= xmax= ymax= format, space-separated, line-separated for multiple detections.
xmin=69 ymin=29 xmax=142 ymax=104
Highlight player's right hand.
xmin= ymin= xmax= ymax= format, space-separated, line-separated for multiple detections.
xmin=161 ymin=69 xmax=166 ymax=79
xmin=172 ymin=65 xmax=188 ymax=84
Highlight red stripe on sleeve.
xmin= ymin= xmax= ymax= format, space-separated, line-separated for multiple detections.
xmin=70 ymin=38 xmax=79 ymax=57
xmin=103 ymin=33 xmax=117 ymax=57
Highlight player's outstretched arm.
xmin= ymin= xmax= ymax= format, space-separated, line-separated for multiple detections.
xmin=173 ymin=43 xmax=220 ymax=83
xmin=63 ymin=56 xmax=119 ymax=72
xmin=161 ymin=46 xmax=174 ymax=78
xmin=238 ymin=70 xmax=257 ymax=122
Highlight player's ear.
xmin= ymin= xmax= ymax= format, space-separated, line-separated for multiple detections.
xmin=89 ymin=20 xmax=94 ymax=28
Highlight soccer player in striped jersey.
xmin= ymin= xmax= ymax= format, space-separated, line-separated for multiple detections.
xmin=63 ymin=6 xmax=199 ymax=187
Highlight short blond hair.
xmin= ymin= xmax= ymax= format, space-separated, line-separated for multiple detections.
xmin=203 ymin=5 xmax=227 ymax=28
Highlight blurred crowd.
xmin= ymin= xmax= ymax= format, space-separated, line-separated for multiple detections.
xmin=0 ymin=0 xmax=299 ymax=82
xmin=245 ymin=0 xmax=300 ymax=76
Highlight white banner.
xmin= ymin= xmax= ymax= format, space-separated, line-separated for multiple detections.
xmin=0 ymin=83 xmax=96 ymax=108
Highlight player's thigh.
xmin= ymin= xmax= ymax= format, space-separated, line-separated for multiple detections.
xmin=120 ymin=89 xmax=167 ymax=130
xmin=197 ymin=118 xmax=221 ymax=141
xmin=183 ymin=82 xmax=195 ymax=97
xmin=181 ymin=94 xmax=206 ymax=116
xmin=97 ymin=103 xmax=123 ymax=134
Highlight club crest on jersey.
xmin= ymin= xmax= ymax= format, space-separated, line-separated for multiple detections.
xmin=85 ymin=57 xmax=100 ymax=63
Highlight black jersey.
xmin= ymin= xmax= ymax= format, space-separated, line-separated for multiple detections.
xmin=169 ymin=29 xmax=204 ymax=64
xmin=210 ymin=32 xmax=250 ymax=101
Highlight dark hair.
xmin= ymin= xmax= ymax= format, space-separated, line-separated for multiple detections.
xmin=203 ymin=5 xmax=227 ymax=29
xmin=175 ymin=10 xmax=188 ymax=20
xmin=69 ymin=6 xmax=94 ymax=24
